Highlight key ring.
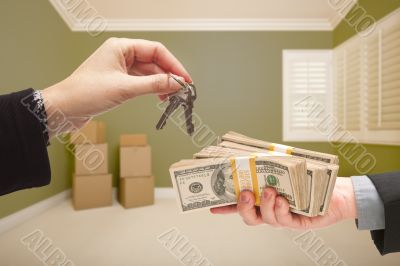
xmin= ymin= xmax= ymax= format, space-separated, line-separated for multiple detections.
xmin=169 ymin=74 xmax=197 ymax=100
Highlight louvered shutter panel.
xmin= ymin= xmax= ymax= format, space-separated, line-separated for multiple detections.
xmin=334 ymin=48 xmax=345 ymax=129
xmin=380 ymin=14 xmax=400 ymax=130
xmin=344 ymin=37 xmax=362 ymax=131
xmin=366 ymin=30 xmax=380 ymax=130
xmin=283 ymin=51 xmax=332 ymax=141
xmin=334 ymin=9 xmax=400 ymax=145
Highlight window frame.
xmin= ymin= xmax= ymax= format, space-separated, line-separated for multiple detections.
xmin=282 ymin=49 xmax=333 ymax=142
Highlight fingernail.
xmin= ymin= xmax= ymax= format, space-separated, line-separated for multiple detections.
xmin=263 ymin=189 xmax=269 ymax=199
xmin=240 ymin=193 xmax=249 ymax=203
xmin=276 ymin=198 xmax=282 ymax=207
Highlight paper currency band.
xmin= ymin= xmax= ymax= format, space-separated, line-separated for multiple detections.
xmin=269 ymin=143 xmax=293 ymax=155
xmin=230 ymin=156 xmax=261 ymax=206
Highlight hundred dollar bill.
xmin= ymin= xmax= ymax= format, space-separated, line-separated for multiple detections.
xmin=169 ymin=156 xmax=308 ymax=213
xmin=195 ymin=146 xmax=309 ymax=210
xmin=215 ymin=142 xmax=339 ymax=215
xmin=196 ymin=145 xmax=339 ymax=217
xmin=254 ymin=159 xmax=301 ymax=209
xmin=319 ymin=164 xmax=339 ymax=215
xmin=222 ymin=131 xmax=339 ymax=165
xmin=170 ymin=159 xmax=237 ymax=212
xmin=291 ymin=163 xmax=327 ymax=217
xmin=169 ymin=132 xmax=339 ymax=217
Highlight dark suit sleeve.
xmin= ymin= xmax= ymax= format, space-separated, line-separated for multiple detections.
xmin=0 ymin=89 xmax=51 ymax=196
xmin=368 ymin=171 xmax=400 ymax=255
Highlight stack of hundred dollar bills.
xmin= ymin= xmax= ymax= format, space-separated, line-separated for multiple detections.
xmin=169 ymin=131 xmax=339 ymax=217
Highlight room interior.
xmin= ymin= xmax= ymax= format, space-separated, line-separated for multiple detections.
xmin=0 ymin=0 xmax=399 ymax=265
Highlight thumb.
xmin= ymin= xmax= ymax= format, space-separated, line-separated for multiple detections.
xmin=126 ymin=73 xmax=184 ymax=97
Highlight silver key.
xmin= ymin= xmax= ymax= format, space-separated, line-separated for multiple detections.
xmin=156 ymin=94 xmax=185 ymax=130
xmin=155 ymin=75 xmax=197 ymax=135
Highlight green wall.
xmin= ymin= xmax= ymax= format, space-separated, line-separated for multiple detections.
xmin=0 ymin=0 xmax=78 ymax=218
xmin=0 ymin=0 xmax=399 ymax=219
xmin=333 ymin=0 xmax=400 ymax=46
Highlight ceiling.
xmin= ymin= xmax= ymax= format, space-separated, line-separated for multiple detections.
xmin=90 ymin=0 xmax=338 ymax=19
xmin=49 ymin=0 xmax=355 ymax=31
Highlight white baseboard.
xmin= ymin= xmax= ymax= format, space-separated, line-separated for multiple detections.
xmin=0 ymin=190 xmax=71 ymax=235
xmin=0 ymin=187 xmax=174 ymax=235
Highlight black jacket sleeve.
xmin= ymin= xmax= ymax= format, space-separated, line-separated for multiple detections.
xmin=0 ymin=89 xmax=51 ymax=196
xmin=368 ymin=171 xmax=400 ymax=255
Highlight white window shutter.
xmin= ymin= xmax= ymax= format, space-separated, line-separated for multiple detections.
xmin=283 ymin=50 xmax=333 ymax=141
xmin=334 ymin=9 xmax=400 ymax=145
xmin=380 ymin=14 xmax=400 ymax=130
xmin=344 ymin=37 xmax=362 ymax=131
xmin=333 ymin=48 xmax=345 ymax=129
xmin=365 ymin=29 xmax=380 ymax=130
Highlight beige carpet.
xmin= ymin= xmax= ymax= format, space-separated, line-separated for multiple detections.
xmin=0 ymin=198 xmax=399 ymax=266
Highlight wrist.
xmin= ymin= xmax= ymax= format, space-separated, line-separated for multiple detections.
xmin=336 ymin=177 xmax=357 ymax=220
xmin=41 ymin=86 xmax=59 ymax=139
xmin=42 ymin=81 xmax=92 ymax=138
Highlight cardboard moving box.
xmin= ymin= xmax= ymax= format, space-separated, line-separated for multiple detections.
xmin=70 ymin=121 xmax=106 ymax=144
xmin=120 ymin=134 xmax=147 ymax=146
xmin=120 ymin=146 xmax=151 ymax=177
xmin=75 ymin=143 xmax=108 ymax=175
xmin=119 ymin=176 xmax=154 ymax=208
xmin=73 ymin=174 xmax=112 ymax=210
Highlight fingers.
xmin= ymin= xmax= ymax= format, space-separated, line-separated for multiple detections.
xmin=260 ymin=188 xmax=308 ymax=229
xmin=116 ymin=38 xmax=192 ymax=83
xmin=126 ymin=74 xmax=184 ymax=97
xmin=159 ymin=94 xmax=169 ymax=101
xmin=213 ymin=187 xmax=317 ymax=230
xmin=274 ymin=196 xmax=303 ymax=229
xmin=273 ymin=193 xmax=315 ymax=230
xmin=237 ymin=191 xmax=263 ymax=226
xmin=210 ymin=205 xmax=238 ymax=214
xmin=259 ymin=188 xmax=279 ymax=226
xmin=129 ymin=62 xmax=166 ymax=76
xmin=274 ymin=196 xmax=293 ymax=225
xmin=128 ymin=63 xmax=177 ymax=100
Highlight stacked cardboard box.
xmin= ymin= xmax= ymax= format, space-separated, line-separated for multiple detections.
xmin=119 ymin=134 xmax=154 ymax=208
xmin=70 ymin=121 xmax=112 ymax=210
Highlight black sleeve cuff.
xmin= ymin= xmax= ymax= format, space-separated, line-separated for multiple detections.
xmin=0 ymin=88 xmax=51 ymax=196
xmin=368 ymin=171 xmax=400 ymax=255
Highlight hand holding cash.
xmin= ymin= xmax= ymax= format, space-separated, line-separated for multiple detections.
xmin=169 ymin=132 xmax=357 ymax=227
xmin=211 ymin=177 xmax=356 ymax=229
